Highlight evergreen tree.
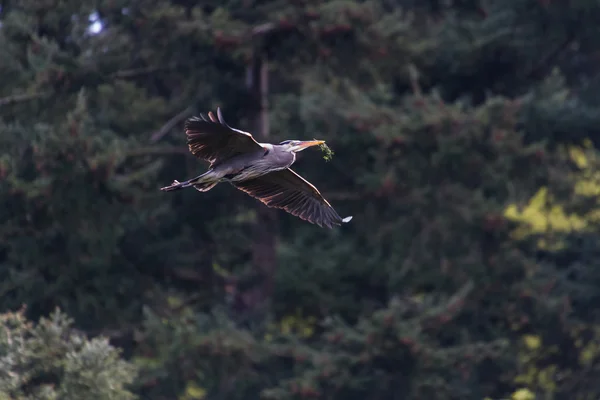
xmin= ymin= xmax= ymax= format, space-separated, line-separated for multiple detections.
xmin=0 ymin=308 xmax=137 ymax=400
xmin=2 ymin=0 xmax=600 ymax=399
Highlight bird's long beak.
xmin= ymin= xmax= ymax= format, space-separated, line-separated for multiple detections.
xmin=292 ymin=140 xmax=325 ymax=152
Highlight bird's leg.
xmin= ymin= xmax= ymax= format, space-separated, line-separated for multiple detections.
xmin=160 ymin=170 xmax=219 ymax=192
xmin=160 ymin=179 xmax=190 ymax=192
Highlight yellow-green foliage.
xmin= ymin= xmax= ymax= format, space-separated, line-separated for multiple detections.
xmin=571 ymin=323 xmax=600 ymax=367
xmin=511 ymin=388 xmax=536 ymax=400
xmin=503 ymin=140 xmax=600 ymax=395
xmin=504 ymin=141 xmax=600 ymax=248
xmin=484 ymin=389 xmax=536 ymax=400
xmin=0 ymin=308 xmax=137 ymax=400
xmin=317 ymin=141 xmax=335 ymax=161
xmin=265 ymin=309 xmax=317 ymax=341
xmin=512 ymin=325 xmax=600 ymax=399
xmin=179 ymin=382 xmax=206 ymax=400
xmin=504 ymin=187 xmax=586 ymax=238
xmin=502 ymin=138 xmax=600 ymax=398
xmin=514 ymin=334 xmax=557 ymax=396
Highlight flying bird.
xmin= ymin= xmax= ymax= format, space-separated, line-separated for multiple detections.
xmin=160 ymin=107 xmax=352 ymax=228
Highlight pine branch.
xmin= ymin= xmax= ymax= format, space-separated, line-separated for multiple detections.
xmin=124 ymin=146 xmax=190 ymax=157
xmin=168 ymin=293 xmax=204 ymax=314
xmin=149 ymin=106 xmax=195 ymax=142
xmin=525 ymin=33 xmax=575 ymax=80
xmin=251 ymin=22 xmax=277 ymax=37
xmin=110 ymin=63 xmax=180 ymax=79
xmin=170 ymin=267 xmax=206 ymax=283
xmin=0 ymin=91 xmax=51 ymax=106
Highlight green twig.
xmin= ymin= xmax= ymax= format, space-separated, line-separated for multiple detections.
xmin=316 ymin=141 xmax=335 ymax=161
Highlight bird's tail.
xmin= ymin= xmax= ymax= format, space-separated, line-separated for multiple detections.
xmin=160 ymin=171 xmax=218 ymax=192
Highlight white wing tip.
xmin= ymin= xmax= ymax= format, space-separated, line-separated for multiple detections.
xmin=342 ymin=216 xmax=353 ymax=223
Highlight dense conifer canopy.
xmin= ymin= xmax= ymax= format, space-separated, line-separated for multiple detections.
xmin=2 ymin=0 xmax=600 ymax=399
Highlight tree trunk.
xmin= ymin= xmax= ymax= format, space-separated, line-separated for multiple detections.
xmin=240 ymin=51 xmax=278 ymax=313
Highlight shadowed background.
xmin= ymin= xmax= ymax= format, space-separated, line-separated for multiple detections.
xmin=2 ymin=0 xmax=600 ymax=399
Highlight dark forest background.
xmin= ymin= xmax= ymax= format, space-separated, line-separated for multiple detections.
xmin=2 ymin=0 xmax=600 ymax=399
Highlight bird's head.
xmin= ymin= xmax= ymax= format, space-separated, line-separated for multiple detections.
xmin=279 ymin=139 xmax=325 ymax=153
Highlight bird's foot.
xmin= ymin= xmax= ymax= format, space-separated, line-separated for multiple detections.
xmin=160 ymin=180 xmax=183 ymax=192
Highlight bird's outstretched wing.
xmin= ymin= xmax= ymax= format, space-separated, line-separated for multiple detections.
xmin=185 ymin=108 xmax=264 ymax=167
xmin=232 ymin=168 xmax=352 ymax=228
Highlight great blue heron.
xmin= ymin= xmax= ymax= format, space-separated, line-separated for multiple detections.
xmin=160 ymin=108 xmax=352 ymax=228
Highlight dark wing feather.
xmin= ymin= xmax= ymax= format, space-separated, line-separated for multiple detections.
xmin=232 ymin=168 xmax=351 ymax=228
xmin=185 ymin=108 xmax=263 ymax=167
